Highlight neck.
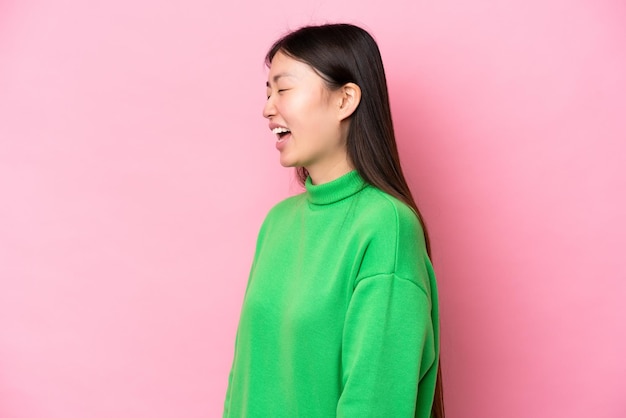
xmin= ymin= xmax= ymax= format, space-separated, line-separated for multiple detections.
xmin=306 ymin=158 xmax=354 ymax=185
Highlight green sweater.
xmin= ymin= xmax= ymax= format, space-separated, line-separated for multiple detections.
xmin=223 ymin=170 xmax=440 ymax=417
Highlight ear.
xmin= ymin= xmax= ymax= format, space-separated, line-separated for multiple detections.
xmin=336 ymin=82 xmax=361 ymax=121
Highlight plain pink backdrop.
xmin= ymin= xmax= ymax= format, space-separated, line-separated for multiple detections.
xmin=1 ymin=0 xmax=625 ymax=417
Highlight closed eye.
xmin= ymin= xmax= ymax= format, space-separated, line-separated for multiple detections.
xmin=266 ymin=85 xmax=291 ymax=98
xmin=267 ymin=89 xmax=289 ymax=100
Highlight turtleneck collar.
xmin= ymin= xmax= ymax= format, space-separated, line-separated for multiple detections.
xmin=305 ymin=170 xmax=367 ymax=205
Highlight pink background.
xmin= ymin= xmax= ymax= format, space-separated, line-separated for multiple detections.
xmin=1 ymin=0 xmax=625 ymax=417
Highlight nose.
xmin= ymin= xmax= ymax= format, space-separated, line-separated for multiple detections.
xmin=263 ymin=95 xmax=275 ymax=119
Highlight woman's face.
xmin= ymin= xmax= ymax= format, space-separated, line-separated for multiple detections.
xmin=263 ymin=51 xmax=350 ymax=181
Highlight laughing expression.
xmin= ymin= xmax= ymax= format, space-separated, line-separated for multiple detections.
xmin=263 ymin=51 xmax=350 ymax=182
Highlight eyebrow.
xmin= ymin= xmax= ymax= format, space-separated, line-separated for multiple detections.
xmin=266 ymin=72 xmax=293 ymax=87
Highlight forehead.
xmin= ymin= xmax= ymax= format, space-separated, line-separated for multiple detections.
xmin=267 ymin=51 xmax=318 ymax=83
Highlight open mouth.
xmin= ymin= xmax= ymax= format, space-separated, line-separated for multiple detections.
xmin=272 ymin=127 xmax=291 ymax=142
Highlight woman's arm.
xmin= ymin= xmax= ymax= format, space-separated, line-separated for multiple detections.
xmin=337 ymin=273 xmax=436 ymax=418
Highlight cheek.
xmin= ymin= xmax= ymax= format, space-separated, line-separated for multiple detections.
xmin=280 ymin=89 xmax=334 ymax=135
xmin=299 ymin=99 xmax=333 ymax=130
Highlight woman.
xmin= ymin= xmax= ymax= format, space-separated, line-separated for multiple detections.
xmin=223 ymin=23 xmax=443 ymax=418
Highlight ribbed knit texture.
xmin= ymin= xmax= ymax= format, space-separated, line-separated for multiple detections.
xmin=223 ymin=171 xmax=440 ymax=418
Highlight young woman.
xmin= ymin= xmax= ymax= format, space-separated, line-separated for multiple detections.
xmin=223 ymin=23 xmax=444 ymax=418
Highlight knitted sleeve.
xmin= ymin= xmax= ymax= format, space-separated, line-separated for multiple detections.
xmin=336 ymin=273 xmax=436 ymax=417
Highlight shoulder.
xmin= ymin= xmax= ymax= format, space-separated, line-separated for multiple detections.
xmin=256 ymin=192 xmax=305 ymax=237
xmin=356 ymin=186 xmax=423 ymax=236
xmin=354 ymin=186 xmax=430 ymax=287
xmin=265 ymin=192 xmax=305 ymax=217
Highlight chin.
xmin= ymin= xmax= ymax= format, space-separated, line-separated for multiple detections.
xmin=279 ymin=157 xmax=299 ymax=168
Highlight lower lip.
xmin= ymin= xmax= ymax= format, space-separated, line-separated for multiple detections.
xmin=275 ymin=133 xmax=291 ymax=151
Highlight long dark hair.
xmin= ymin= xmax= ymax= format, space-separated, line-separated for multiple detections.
xmin=266 ymin=23 xmax=444 ymax=418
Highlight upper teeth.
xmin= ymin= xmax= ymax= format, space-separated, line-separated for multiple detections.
xmin=272 ymin=127 xmax=290 ymax=134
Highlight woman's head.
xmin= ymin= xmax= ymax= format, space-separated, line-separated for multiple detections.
xmin=263 ymin=49 xmax=360 ymax=184
xmin=265 ymin=24 xmax=399 ymax=189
